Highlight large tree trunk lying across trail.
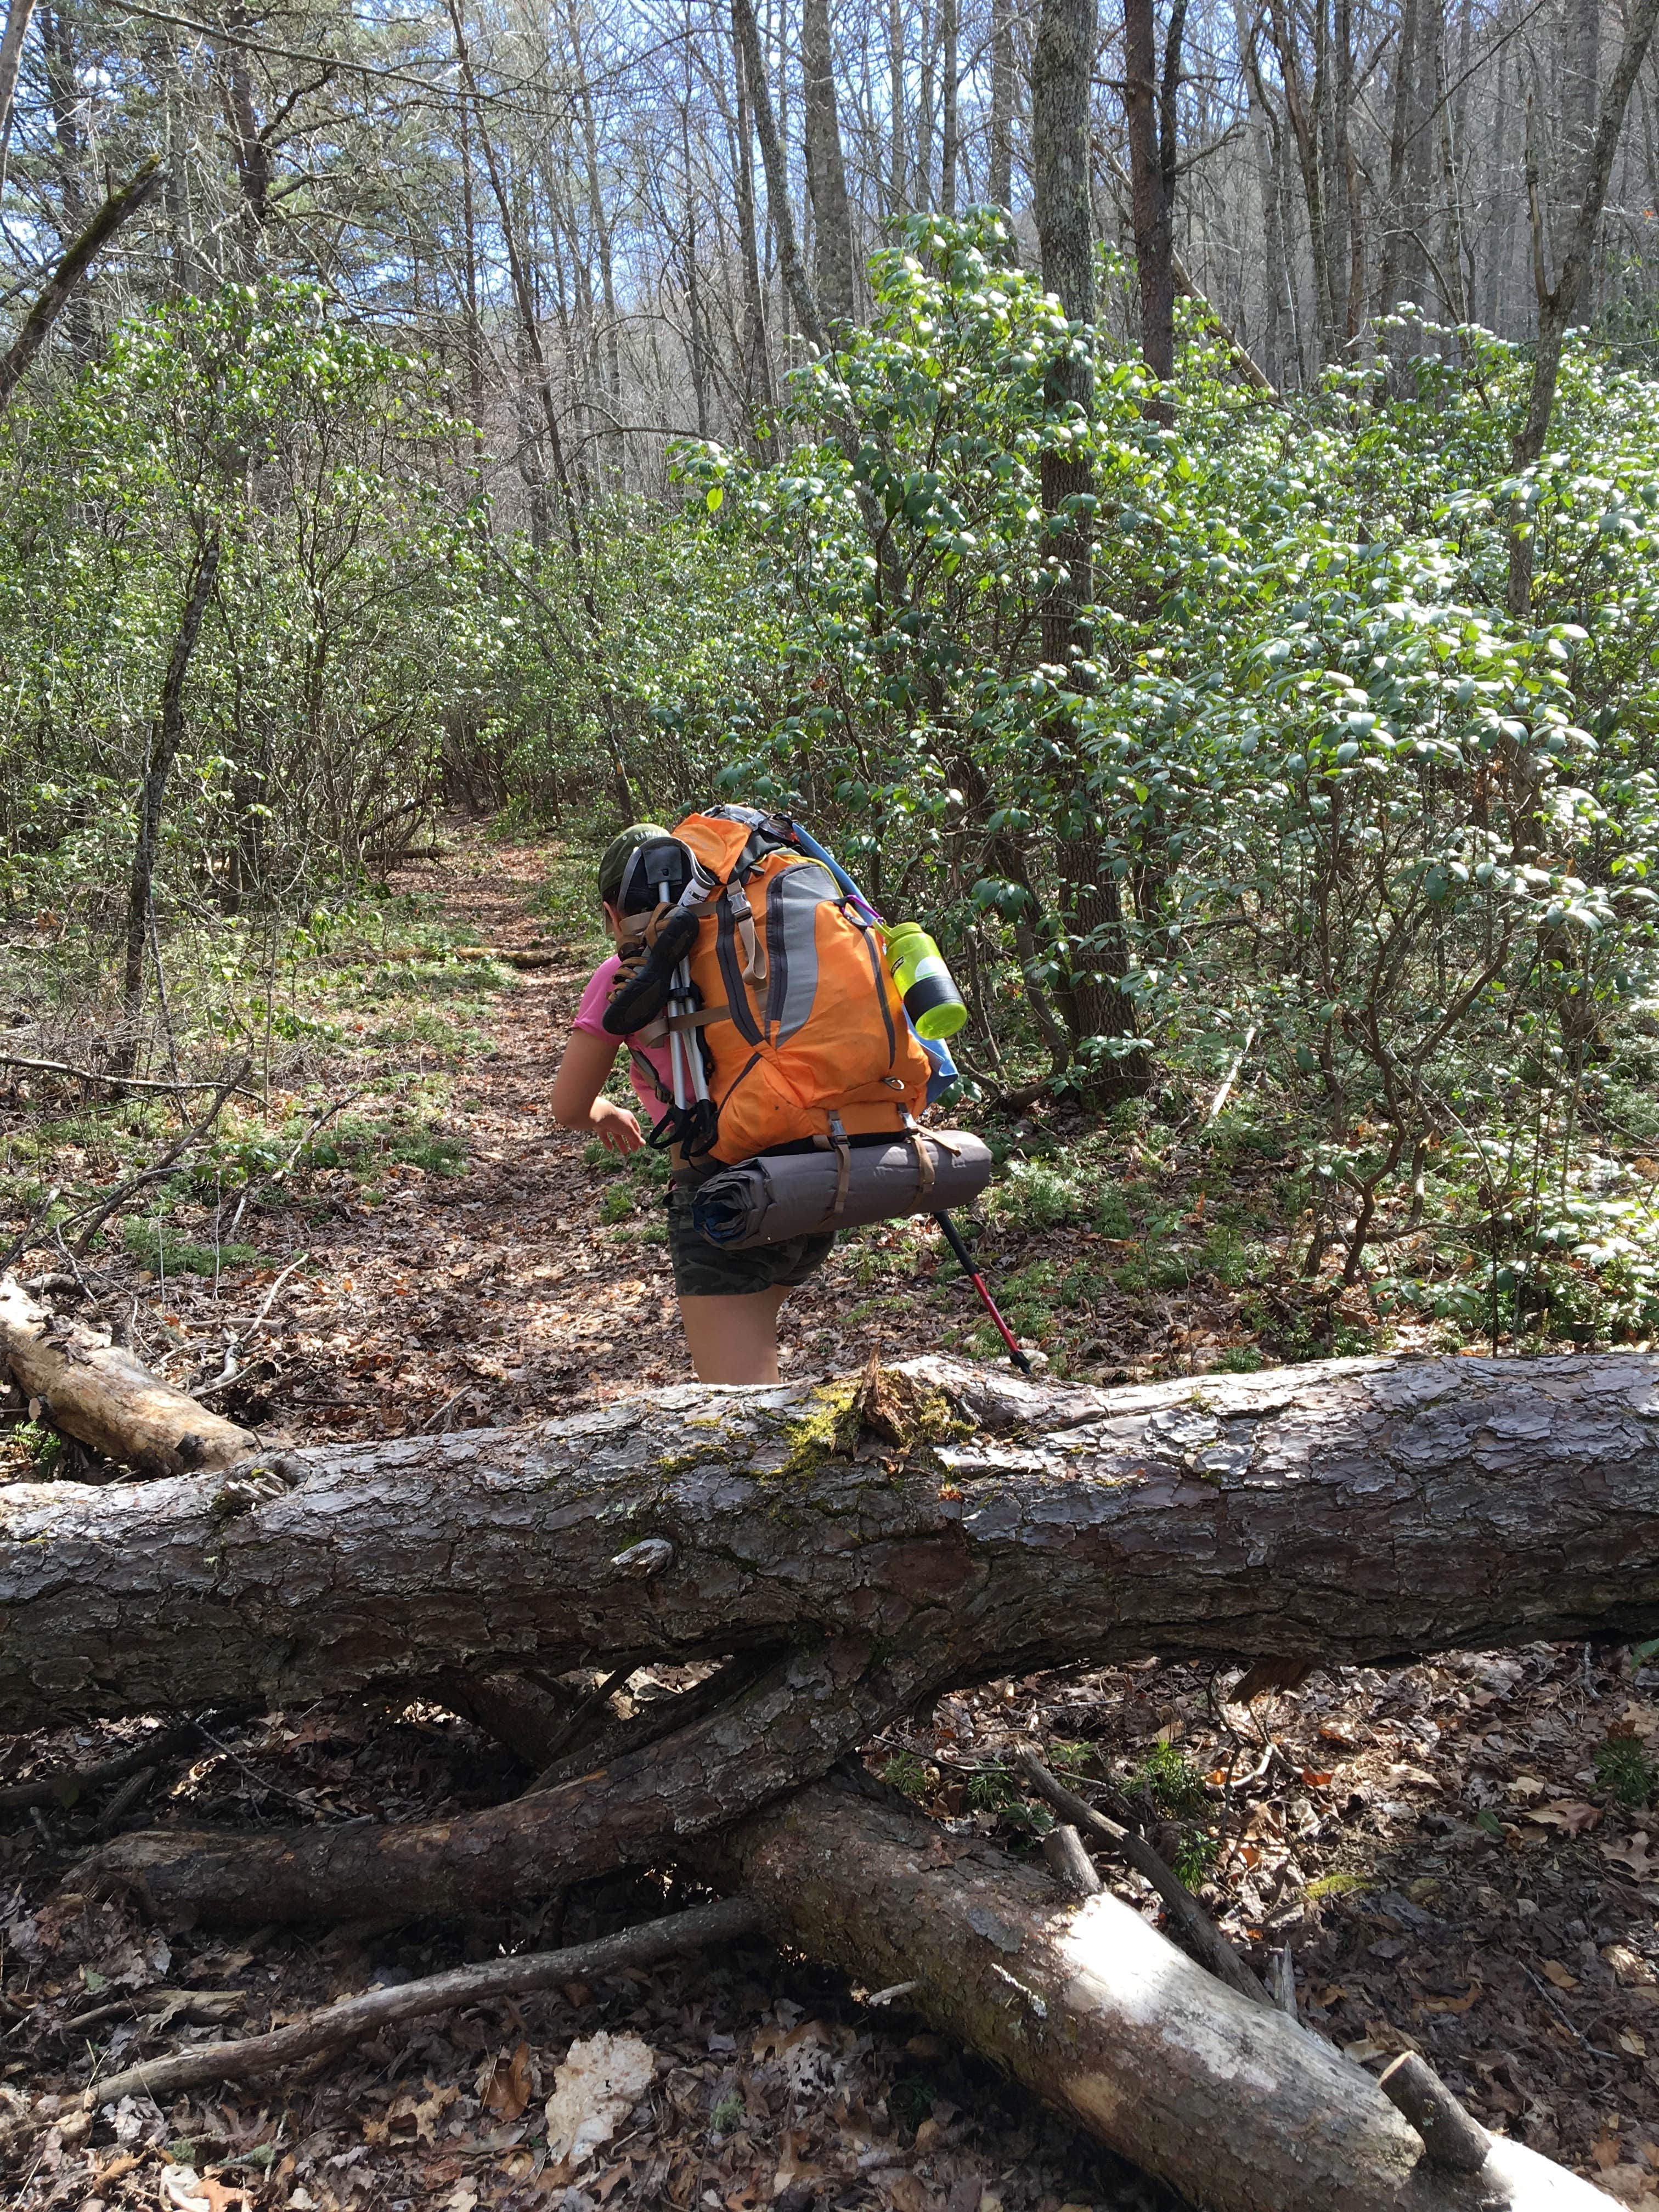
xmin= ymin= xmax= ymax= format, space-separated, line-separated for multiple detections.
xmin=0 ymin=1275 xmax=256 ymax=1480
xmin=5 ymin=1341 xmax=1632 ymax=2212
xmin=717 ymin=1776 xmax=1610 ymax=2212
xmin=3 ymin=1350 xmax=1658 ymax=1731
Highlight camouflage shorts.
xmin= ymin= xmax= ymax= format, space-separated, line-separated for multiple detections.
xmin=665 ymin=1172 xmax=835 ymax=1299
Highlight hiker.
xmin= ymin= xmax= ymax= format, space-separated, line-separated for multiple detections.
xmin=549 ymin=822 xmax=837 ymax=1385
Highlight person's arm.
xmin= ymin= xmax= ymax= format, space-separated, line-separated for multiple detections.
xmin=549 ymin=1027 xmax=645 ymax=1154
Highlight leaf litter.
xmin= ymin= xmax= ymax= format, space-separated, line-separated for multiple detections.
xmin=0 ymin=825 xmax=1655 ymax=2205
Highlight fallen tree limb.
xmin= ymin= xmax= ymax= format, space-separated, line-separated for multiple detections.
xmin=0 ymin=1052 xmax=244 ymax=1099
xmin=0 ymin=1897 xmax=760 ymax=2153
xmin=4 ymin=1350 xmax=1658 ymax=1729
xmin=0 ymin=1276 xmax=257 ymax=1479
xmin=0 ymin=1717 xmax=204 ymax=1816
xmin=80 ymin=1640 xmax=917 ymax=1924
xmin=1013 ymin=1747 xmax=1267 ymax=2005
xmin=712 ymin=1775 xmax=1607 ymax=2212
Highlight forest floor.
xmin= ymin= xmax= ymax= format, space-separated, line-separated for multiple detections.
xmin=2 ymin=821 xmax=1658 ymax=2210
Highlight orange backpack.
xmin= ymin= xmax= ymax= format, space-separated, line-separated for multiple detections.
xmin=625 ymin=808 xmax=932 ymax=1166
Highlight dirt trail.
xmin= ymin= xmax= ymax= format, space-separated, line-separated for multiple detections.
xmin=262 ymin=825 xmax=962 ymax=1447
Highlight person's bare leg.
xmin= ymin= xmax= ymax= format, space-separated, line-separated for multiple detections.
xmin=679 ymin=1289 xmax=789 ymax=1383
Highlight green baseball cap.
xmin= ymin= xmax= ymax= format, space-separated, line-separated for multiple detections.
xmin=597 ymin=823 xmax=670 ymax=907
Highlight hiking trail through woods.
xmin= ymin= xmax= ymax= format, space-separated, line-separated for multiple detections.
xmin=3 ymin=824 xmax=1659 ymax=2207
xmin=239 ymin=823 xmax=966 ymax=1444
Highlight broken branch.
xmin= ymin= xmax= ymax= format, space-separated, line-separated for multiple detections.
xmin=3 ymin=1897 xmax=760 ymax=2152
xmin=1013 ymin=1747 xmax=1267 ymax=2005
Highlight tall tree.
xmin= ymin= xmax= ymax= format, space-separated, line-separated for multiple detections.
xmin=802 ymin=0 xmax=856 ymax=324
xmin=0 ymin=0 xmax=36 ymax=193
xmin=940 ymin=0 xmax=959 ymax=215
xmin=1508 ymin=0 xmax=1659 ymax=614
xmin=989 ymin=0 xmax=1015 ymax=210
xmin=1122 ymin=0 xmax=1188 ymax=388
xmin=1031 ymin=0 xmax=1150 ymax=1093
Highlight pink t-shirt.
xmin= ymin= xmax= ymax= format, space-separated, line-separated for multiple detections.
xmin=573 ymin=956 xmax=675 ymax=1126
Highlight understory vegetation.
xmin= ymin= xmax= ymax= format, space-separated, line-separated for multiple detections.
xmin=5 ymin=218 xmax=1659 ymax=1365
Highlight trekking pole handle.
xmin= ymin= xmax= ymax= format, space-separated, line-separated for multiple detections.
xmin=934 ymin=1210 xmax=1034 ymax=1377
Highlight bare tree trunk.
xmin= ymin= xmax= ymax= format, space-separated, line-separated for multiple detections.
xmin=1032 ymin=0 xmax=1149 ymax=1094
xmin=1232 ymin=0 xmax=1286 ymax=382
xmin=38 ymin=2 xmax=95 ymax=349
xmin=1122 ymin=0 xmax=1186 ymax=383
xmin=115 ymin=533 xmax=221 ymax=1077
xmin=802 ymin=0 xmax=856 ymax=323
xmin=1267 ymin=0 xmax=1338 ymax=363
xmin=0 ymin=0 xmax=37 ymax=194
xmin=733 ymin=0 xmax=828 ymax=349
xmin=888 ymin=0 xmax=907 ymax=211
xmin=221 ymin=0 xmax=269 ymax=270
xmin=1508 ymin=0 xmax=1659 ymax=614
xmin=989 ymin=0 xmax=1014 ymax=209
xmin=458 ymin=94 xmax=487 ymax=475
xmin=732 ymin=9 xmax=778 ymax=449
xmin=8 ymin=1350 xmax=1659 ymax=1733
xmin=940 ymin=0 xmax=959 ymax=213
xmin=569 ymin=0 xmax=624 ymax=490
xmin=715 ymin=1777 xmax=1612 ymax=2212
xmin=0 ymin=1276 xmax=255 ymax=1479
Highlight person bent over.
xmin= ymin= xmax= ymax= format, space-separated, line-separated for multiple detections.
xmin=549 ymin=823 xmax=833 ymax=1385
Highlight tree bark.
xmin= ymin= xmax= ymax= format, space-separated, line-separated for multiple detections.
xmin=989 ymin=0 xmax=1015 ymax=211
xmin=115 ymin=531 xmax=221 ymax=1077
xmin=802 ymin=0 xmax=856 ymax=324
xmin=1122 ymin=0 xmax=1185 ymax=385
xmin=7 ymin=1351 xmax=1659 ymax=1733
xmin=733 ymin=0 xmax=828 ymax=352
xmin=0 ymin=1276 xmax=257 ymax=1480
xmin=940 ymin=0 xmax=959 ymax=215
xmin=1032 ymin=0 xmax=1150 ymax=1095
xmin=0 ymin=0 xmax=36 ymax=190
xmin=82 ymin=1640 xmax=915 ymax=1925
xmin=712 ymin=1776 xmax=1614 ymax=2212
xmin=1506 ymin=0 xmax=1659 ymax=614
xmin=0 ymin=157 xmax=161 ymax=419
xmin=731 ymin=9 xmax=778 ymax=451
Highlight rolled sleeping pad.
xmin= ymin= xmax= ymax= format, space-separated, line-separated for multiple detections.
xmin=691 ymin=1131 xmax=994 ymax=1250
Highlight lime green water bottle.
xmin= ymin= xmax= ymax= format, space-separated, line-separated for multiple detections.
xmin=885 ymin=922 xmax=969 ymax=1040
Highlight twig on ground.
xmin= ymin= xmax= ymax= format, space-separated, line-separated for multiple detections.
xmin=1013 ymin=1748 xmax=1268 ymax=2007
xmin=65 ymin=1060 xmax=252 ymax=1261
xmin=0 ymin=1184 xmax=61 ymax=1277
xmin=1042 ymin=1822 xmax=1103 ymax=1897
xmin=0 ymin=1720 xmax=204 ymax=1816
xmin=191 ymin=1251 xmax=311 ymax=1401
xmin=29 ymin=1896 xmax=764 ymax=2134
xmin=1519 ymin=1960 xmax=1621 ymax=2059
xmin=0 ymin=1052 xmax=251 ymax=1100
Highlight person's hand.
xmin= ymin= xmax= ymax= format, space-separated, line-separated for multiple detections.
xmin=590 ymin=1097 xmax=645 ymax=1154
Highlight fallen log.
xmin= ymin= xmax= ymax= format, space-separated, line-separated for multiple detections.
xmin=2 ymin=1350 xmax=1657 ymax=1730
xmin=0 ymin=1897 xmax=760 ymax=2153
xmin=713 ymin=1775 xmax=1610 ymax=2212
xmin=0 ymin=1274 xmax=257 ymax=1479
xmin=8 ymin=1328 xmax=1632 ymax=2212
xmin=80 ymin=1639 xmax=916 ymax=1924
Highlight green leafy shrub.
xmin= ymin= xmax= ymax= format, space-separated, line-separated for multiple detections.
xmin=1594 ymin=1737 xmax=1657 ymax=1807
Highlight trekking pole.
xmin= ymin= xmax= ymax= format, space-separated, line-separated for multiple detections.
xmin=933 ymin=1209 xmax=1034 ymax=1377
